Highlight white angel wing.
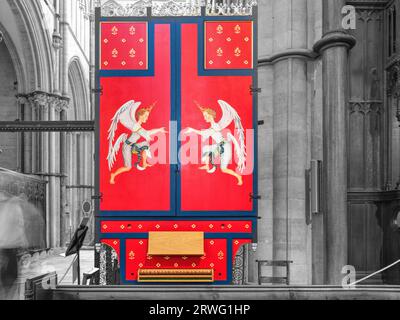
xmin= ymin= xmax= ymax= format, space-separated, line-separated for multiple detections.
xmin=217 ymin=100 xmax=237 ymax=130
xmin=107 ymin=100 xmax=142 ymax=145
xmin=217 ymin=100 xmax=247 ymax=173
xmin=106 ymin=100 xmax=141 ymax=171
xmin=107 ymin=133 xmax=128 ymax=171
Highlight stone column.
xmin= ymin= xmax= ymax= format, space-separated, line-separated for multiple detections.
xmin=247 ymin=0 xmax=274 ymax=284
xmin=251 ymin=0 xmax=315 ymax=285
xmin=17 ymin=95 xmax=32 ymax=174
xmin=271 ymin=0 xmax=312 ymax=284
xmin=313 ymin=0 xmax=355 ymax=285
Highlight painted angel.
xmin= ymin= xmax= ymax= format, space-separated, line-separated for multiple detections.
xmin=107 ymin=100 xmax=167 ymax=185
xmin=184 ymin=100 xmax=247 ymax=186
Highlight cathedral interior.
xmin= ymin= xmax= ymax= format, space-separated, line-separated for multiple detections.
xmin=0 ymin=0 xmax=400 ymax=290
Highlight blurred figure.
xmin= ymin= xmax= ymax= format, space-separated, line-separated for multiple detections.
xmin=0 ymin=191 xmax=44 ymax=300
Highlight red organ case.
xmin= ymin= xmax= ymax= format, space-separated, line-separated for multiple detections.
xmin=96 ymin=12 xmax=258 ymax=284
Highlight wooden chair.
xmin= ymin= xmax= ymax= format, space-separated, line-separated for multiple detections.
xmin=82 ymin=268 xmax=100 ymax=285
xmin=256 ymin=260 xmax=293 ymax=285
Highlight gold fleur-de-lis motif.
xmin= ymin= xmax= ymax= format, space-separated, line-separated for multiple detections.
xmin=217 ymin=251 xmax=224 ymax=260
xmin=129 ymin=26 xmax=136 ymax=35
xmin=129 ymin=251 xmax=135 ymax=260
xmin=216 ymin=47 xmax=223 ymax=57
xmin=129 ymin=48 xmax=136 ymax=58
xmin=234 ymin=48 xmax=241 ymax=57
xmin=111 ymin=26 xmax=118 ymax=35
xmin=216 ymin=24 xmax=223 ymax=34
xmin=112 ymin=48 xmax=118 ymax=58
xmin=234 ymin=24 xmax=241 ymax=34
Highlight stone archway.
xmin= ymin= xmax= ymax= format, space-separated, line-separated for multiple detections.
xmin=0 ymin=35 xmax=19 ymax=170
xmin=62 ymin=58 xmax=94 ymax=246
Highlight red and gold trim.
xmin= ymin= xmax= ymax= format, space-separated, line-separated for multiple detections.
xmin=101 ymin=220 xmax=253 ymax=233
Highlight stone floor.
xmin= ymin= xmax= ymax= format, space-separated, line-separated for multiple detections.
xmin=12 ymin=248 xmax=94 ymax=300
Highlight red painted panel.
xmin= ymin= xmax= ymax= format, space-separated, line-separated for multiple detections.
xmin=125 ymin=239 xmax=227 ymax=281
xmin=101 ymin=239 xmax=121 ymax=261
xmin=99 ymin=24 xmax=171 ymax=211
xmin=181 ymin=23 xmax=254 ymax=212
xmin=205 ymin=21 xmax=253 ymax=70
xmin=101 ymin=22 xmax=148 ymax=70
xmin=101 ymin=220 xmax=253 ymax=233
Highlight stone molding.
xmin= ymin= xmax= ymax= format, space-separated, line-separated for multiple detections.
xmin=313 ymin=30 xmax=356 ymax=55
xmin=258 ymin=49 xmax=318 ymax=66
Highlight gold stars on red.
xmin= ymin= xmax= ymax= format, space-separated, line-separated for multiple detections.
xmin=205 ymin=21 xmax=253 ymax=70
xmin=101 ymin=22 xmax=148 ymax=70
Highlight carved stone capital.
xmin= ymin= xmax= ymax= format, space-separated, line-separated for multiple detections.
xmin=15 ymin=94 xmax=28 ymax=105
xmin=28 ymin=92 xmax=49 ymax=110
xmin=313 ymin=30 xmax=356 ymax=55
xmin=49 ymin=96 xmax=70 ymax=113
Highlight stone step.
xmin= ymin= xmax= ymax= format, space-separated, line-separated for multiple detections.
xmin=45 ymin=285 xmax=400 ymax=300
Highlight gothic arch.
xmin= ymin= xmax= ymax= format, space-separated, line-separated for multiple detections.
xmin=0 ymin=23 xmax=25 ymax=93
xmin=68 ymin=57 xmax=90 ymax=121
xmin=4 ymin=0 xmax=54 ymax=93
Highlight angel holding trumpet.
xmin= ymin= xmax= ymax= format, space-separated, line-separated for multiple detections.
xmin=184 ymin=100 xmax=247 ymax=186
xmin=107 ymin=100 xmax=168 ymax=185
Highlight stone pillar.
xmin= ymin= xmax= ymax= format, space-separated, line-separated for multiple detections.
xmin=271 ymin=0 xmax=311 ymax=284
xmin=17 ymin=95 xmax=32 ymax=174
xmin=313 ymin=0 xmax=355 ymax=284
xmin=251 ymin=0 xmax=315 ymax=285
xmin=247 ymin=0 xmax=274 ymax=284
